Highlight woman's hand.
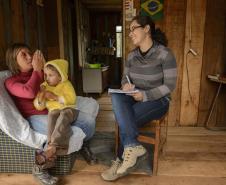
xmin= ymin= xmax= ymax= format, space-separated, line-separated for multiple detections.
xmin=32 ymin=50 xmax=45 ymax=71
xmin=122 ymin=83 xmax=135 ymax=91
xmin=129 ymin=91 xmax=143 ymax=101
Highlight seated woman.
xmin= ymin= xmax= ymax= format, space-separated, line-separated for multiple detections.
xmin=4 ymin=43 xmax=97 ymax=185
xmin=101 ymin=15 xmax=177 ymax=181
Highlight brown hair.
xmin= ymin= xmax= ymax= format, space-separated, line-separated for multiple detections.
xmin=45 ymin=64 xmax=61 ymax=78
xmin=6 ymin=43 xmax=30 ymax=74
xmin=132 ymin=15 xmax=168 ymax=46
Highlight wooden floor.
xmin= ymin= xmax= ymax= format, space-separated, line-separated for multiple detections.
xmin=1 ymin=172 xmax=226 ymax=185
xmin=1 ymin=127 xmax=226 ymax=185
xmin=159 ymin=127 xmax=226 ymax=177
xmin=1 ymin=93 xmax=226 ymax=184
xmin=95 ymin=92 xmax=115 ymax=132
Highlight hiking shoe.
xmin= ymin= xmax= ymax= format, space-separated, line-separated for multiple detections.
xmin=116 ymin=145 xmax=147 ymax=175
xmin=101 ymin=158 xmax=123 ymax=181
xmin=32 ymin=164 xmax=59 ymax=185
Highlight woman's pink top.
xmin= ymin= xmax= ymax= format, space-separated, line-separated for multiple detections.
xmin=4 ymin=70 xmax=48 ymax=118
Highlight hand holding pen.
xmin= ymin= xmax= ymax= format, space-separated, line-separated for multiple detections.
xmin=124 ymin=75 xmax=143 ymax=101
xmin=122 ymin=75 xmax=135 ymax=91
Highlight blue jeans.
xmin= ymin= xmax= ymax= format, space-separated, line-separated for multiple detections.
xmin=111 ymin=93 xmax=169 ymax=150
xmin=27 ymin=111 xmax=96 ymax=141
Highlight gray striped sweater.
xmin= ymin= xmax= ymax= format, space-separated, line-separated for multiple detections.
xmin=122 ymin=42 xmax=177 ymax=102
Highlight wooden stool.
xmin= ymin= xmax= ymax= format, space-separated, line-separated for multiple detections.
xmin=115 ymin=113 xmax=168 ymax=175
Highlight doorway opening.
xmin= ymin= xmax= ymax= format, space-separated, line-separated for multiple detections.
xmin=75 ymin=0 xmax=123 ymax=95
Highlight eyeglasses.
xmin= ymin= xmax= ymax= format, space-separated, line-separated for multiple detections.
xmin=129 ymin=25 xmax=143 ymax=32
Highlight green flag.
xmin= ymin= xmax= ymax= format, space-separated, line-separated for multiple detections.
xmin=140 ymin=0 xmax=164 ymax=21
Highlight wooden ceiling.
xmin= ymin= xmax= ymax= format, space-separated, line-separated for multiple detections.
xmin=81 ymin=0 xmax=122 ymax=11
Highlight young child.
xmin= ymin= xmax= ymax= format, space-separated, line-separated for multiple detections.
xmin=34 ymin=59 xmax=78 ymax=166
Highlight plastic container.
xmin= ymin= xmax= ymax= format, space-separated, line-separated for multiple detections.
xmin=88 ymin=63 xmax=101 ymax=69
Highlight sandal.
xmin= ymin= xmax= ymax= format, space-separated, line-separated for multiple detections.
xmin=35 ymin=150 xmax=56 ymax=169
xmin=32 ymin=164 xmax=59 ymax=185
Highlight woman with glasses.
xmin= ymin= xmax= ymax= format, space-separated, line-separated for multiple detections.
xmin=101 ymin=15 xmax=177 ymax=181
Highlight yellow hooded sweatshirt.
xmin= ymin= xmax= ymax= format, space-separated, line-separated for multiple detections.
xmin=34 ymin=59 xmax=76 ymax=112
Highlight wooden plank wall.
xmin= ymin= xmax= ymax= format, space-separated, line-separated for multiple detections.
xmin=1 ymin=0 xmax=226 ymax=127
xmin=198 ymin=0 xmax=226 ymax=127
xmin=163 ymin=0 xmax=186 ymax=126
xmin=180 ymin=0 xmax=207 ymax=126
xmin=0 ymin=0 xmax=60 ymax=71
xmin=0 ymin=0 xmax=7 ymax=70
xmin=11 ymin=0 xmax=24 ymax=43
xmin=124 ymin=0 xmax=226 ymax=126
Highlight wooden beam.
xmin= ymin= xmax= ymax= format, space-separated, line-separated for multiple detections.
xmin=82 ymin=0 xmax=121 ymax=5
xmin=85 ymin=5 xmax=121 ymax=11
xmin=122 ymin=0 xmax=126 ymax=62
xmin=22 ymin=0 xmax=30 ymax=45
xmin=2 ymin=0 xmax=12 ymax=45
xmin=180 ymin=0 xmax=207 ymax=126
xmin=163 ymin=0 xmax=187 ymax=126
xmin=75 ymin=0 xmax=83 ymax=67
xmin=11 ymin=0 xmax=24 ymax=43
xmin=57 ymin=0 xmax=64 ymax=58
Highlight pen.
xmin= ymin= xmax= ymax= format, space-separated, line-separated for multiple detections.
xmin=126 ymin=75 xmax=131 ymax=85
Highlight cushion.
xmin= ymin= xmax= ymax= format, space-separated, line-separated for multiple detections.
xmin=0 ymin=70 xmax=46 ymax=149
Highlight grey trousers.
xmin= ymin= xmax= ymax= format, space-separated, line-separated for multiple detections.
xmin=47 ymin=108 xmax=79 ymax=155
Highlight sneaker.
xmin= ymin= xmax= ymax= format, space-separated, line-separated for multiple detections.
xmin=32 ymin=164 xmax=59 ymax=185
xmin=101 ymin=158 xmax=123 ymax=181
xmin=116 ymin=145 xmax=147 ymax=175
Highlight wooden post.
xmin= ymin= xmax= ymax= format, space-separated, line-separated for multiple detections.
xmin=57 ymin=0 xmax=64 ymax=58
xmin=180 ymin=0 xmax=207 ymax=126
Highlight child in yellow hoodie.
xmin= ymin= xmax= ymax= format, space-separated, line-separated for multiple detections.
xmin=34 ymin=59 xmax=78 ymax=166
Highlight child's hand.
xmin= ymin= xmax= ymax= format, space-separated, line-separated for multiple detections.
xmin=40 ymin=85 xmax=46 ymax=92
xmin=34 ymin=92 xmax=46 ymax=111
xmin=44 ymin=91 xmax=58 ymax=101
xmin=37 ymin=91 xmax=45 ymax=104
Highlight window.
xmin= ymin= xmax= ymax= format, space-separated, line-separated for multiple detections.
xmin=116 ymin=26 xmax=122 ymax=58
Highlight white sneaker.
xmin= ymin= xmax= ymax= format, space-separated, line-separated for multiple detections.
xmin=116 ymin=145 xmax=147 ymax=175
xmin=101 ymin=158 xmax=122 ymax=181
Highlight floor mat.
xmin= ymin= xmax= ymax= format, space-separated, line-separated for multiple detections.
xmin=77 ymin=132 xmax=153 ymax=175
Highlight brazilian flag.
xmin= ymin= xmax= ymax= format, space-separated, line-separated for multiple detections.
xmin=140 ymin=0 xmax=164 ymax=21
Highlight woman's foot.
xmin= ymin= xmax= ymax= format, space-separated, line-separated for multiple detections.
xmin=116 ymin=145 xmax=147 ymax=175
xmin=101 ymin=158 xmax=123 ymax=181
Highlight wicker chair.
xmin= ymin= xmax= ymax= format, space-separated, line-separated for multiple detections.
xmin=0 ymin=129 xmax=76 ymax=175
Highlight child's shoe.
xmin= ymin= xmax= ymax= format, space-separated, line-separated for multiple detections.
xmin=32 ymin=164 xmax=59 ymax=185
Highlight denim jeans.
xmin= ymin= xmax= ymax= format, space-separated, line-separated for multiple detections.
xmin=27 ymin=110 xmax=96 ymax=141
xmin=111 ymin=93 xmax=169 ymax=151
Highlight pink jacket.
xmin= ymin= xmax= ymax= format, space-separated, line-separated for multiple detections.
xmin=4 ymin=70 xmax=48 ymax=118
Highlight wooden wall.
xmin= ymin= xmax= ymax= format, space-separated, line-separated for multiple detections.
xmin=198 ymin=0 xmax=226 ymax=127
xmin=124 ymin=0 xmax=226 ymax=127
xmin=0 ymin=0 xmax=60 ymax=72
xmin=1 ymin=0 xmax=226 ymax=127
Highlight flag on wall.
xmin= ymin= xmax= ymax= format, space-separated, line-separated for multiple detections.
xmin=140 ymin=0 xmax=164 ymax=21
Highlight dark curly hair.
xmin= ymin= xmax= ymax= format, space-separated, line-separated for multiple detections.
xmin=132 ymin=15 xmax=168 ymax=46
